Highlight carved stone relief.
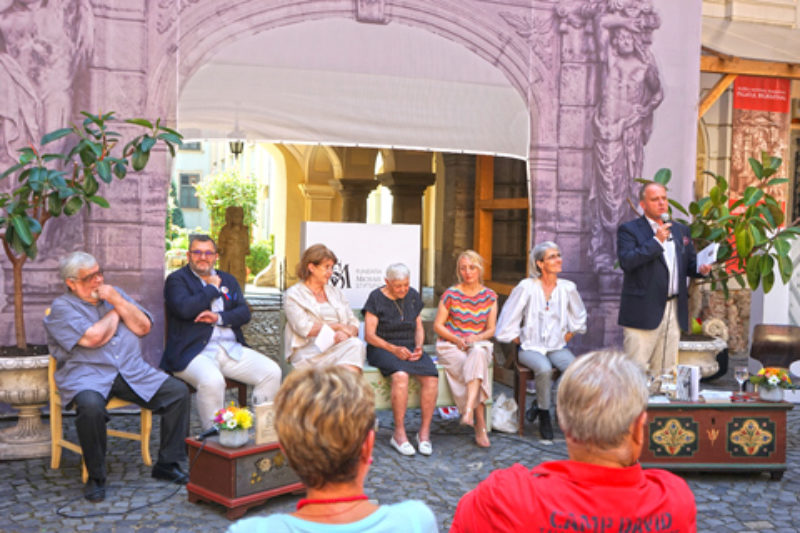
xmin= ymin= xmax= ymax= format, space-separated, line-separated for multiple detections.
xmin=355 ymin=0 xmax=387 ymax=24
xmin=556 ymin=0 xmax=664 ymax=272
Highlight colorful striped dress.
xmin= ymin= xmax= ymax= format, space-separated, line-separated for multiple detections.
xmin=436 ymin=285 xmax=498 ymax=415
xmin=441 ymin=286 xmax=498 ymax=338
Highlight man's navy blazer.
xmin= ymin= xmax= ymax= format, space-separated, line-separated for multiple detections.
xmin=160 ymin=265 xmax=250 ymax=373
xmin=617 ymin=216 xmax=703 ymax=332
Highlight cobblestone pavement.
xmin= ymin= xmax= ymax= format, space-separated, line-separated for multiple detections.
xmin=2 ymin=366 xmax=800 ymax=532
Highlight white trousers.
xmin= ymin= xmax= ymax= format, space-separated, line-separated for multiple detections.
xmin=175 ymin=346 xmax=282 ymax=430
xmin=623 ymin=299 xmax=680 ymax=378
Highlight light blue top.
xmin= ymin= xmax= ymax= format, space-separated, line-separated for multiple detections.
xmin=227 ymin=500 xmax=438 ymax=533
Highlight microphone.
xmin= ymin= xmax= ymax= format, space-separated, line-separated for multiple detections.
xmin=196 ymin=427 xmax=219 ymax=441
xmin=660 ymin=213 xmax=673 ymax=241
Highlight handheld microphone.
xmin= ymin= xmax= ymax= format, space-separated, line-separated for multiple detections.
xmin=660 ymin=213 xmax=673 ymax=241
xmin=196 ymin=427 xmax=219 ymax=441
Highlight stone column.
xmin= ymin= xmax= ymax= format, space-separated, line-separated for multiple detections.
xmin=434 ymin=155 xmax=475 ymax=299
xmin=330 ymin=178 xmax=379 ymax=222
xmin=376 ymin=171 xmax=435 ymax=224
xmin=299 ymin=183 xmax=336 ymax=221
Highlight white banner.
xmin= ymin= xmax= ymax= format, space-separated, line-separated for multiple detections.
xmin=302 ymin=222 xmax=420 ymax=309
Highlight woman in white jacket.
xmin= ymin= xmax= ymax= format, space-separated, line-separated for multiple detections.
xmin=495 ymin=241 xmax=586 ymax=440
xmin=284 ymin=244 xmax=365 ymax=372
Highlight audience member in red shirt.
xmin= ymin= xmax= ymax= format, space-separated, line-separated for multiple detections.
xmin=451 ymin=350 xmax=697 ymax=533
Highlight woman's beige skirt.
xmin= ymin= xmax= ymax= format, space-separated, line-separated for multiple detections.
xmin=435 ymin=340 xmax=492 ymax=413
xmin=290 ymin=336 xmax=366 ymax=370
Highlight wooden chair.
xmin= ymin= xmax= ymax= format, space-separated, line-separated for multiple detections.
xmin=750 ymin=324 xmax=800 ymax=370
xmin=48 ymin=356 xmax=153 ymax=482
xmin=512 ymin=346 xmax=559 ymax=436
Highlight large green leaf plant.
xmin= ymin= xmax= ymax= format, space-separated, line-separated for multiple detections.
xmin=0 ymin=111 xmax=182 ymax=349
xmin=640 ymin=152 xmax=799 ymax=299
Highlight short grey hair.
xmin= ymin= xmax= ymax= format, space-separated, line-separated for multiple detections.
xmin=59 ymin=252 xmax=98 ymax=282
xmin=385 ymin=263 xmax=410 ymax=281
xmin=529 ymin=241 xmax=560 ymax=278
xmin=556 ymin=350 xmax=648 ymax=449
xmin=639 ymin=181 xmax=666 ymax=202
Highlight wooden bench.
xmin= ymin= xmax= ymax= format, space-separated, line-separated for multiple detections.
xmin=362 ymin=359 xmax=493 ymax=431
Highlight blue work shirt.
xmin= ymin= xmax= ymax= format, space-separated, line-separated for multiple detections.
xmin=43 ymin=287 xmax=167 ymax=405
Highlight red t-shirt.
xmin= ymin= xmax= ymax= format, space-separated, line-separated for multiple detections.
xmin=451 ymin=461 xmax=696 ymax=533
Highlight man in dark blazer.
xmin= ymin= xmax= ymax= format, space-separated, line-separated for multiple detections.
xmin=161 ymin=234 xmax=281 ymax=430
xmin=617 ymin=183 xmax=712 ymax=377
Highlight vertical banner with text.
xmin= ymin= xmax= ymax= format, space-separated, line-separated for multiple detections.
xmin=731 ymin=75 xmax=790 ymax=202
xmin=727 ymin=76 xmax=790 ymax=275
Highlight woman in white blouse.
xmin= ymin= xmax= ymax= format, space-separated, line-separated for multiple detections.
xmin=284 ymin=244 xmax=365 ymax=372
xmin=495 ymin=241 xmax=586 ymax=440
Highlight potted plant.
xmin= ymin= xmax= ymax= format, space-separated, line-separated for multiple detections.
xmin=1 ymin=111 xmax=183 ymax=351
xmin=0 ymin=111 xmax=181 ymax=459
xmin=641 ymin=152 xmax=800 ymax=297
xmin=213 ymin=401 xmax=254 ymax=448
xmin=750 ymin=367 xmax=792 ymax=402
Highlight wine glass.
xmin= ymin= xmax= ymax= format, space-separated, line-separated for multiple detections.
xmin=734 ymin=365 xmax=749 ymax=393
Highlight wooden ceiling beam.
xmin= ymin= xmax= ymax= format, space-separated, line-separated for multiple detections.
xmin=699 ymin=73 xmax=737 ymax=118
xmin=701 ymin=54 xmax=800 ymax=79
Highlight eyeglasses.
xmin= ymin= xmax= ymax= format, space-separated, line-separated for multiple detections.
xmin=74 ymin=269 xmax=103 ymax=284
xmin=190 ymin=250 xmax=217 ymax=258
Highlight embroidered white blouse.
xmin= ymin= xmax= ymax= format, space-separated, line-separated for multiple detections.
xmin=495 ymin=277 xmax=587 ymax=353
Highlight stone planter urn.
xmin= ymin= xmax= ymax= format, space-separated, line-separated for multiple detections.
xmin=0 ymin=354 xmax=50 ymax=459
xmin=678 ymin=318 xmax=729 ymax=379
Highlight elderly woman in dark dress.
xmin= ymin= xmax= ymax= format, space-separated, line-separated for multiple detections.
xmin=363 ymin=263 xmax=438 ymax=457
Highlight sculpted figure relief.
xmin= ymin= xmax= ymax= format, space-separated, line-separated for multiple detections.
xmin=217 ymin=206 xmax=250 ymax=289
xmin=581 ymin=0 xmax=663 ymax=271
xmin=0 ymin=0 xmax=93 ymax=161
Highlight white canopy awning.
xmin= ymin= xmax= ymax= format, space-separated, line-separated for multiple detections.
xmin=178 ymin=19 xmax=530 ymax=159
xmin=702 ymin=17 xmax=800 ymax=64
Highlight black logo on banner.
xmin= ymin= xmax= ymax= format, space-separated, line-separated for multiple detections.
xmin=330 ymin=263 xmax=351 ymax=289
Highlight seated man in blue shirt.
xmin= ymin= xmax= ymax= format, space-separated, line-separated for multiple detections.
xmin=44 ymin=252 xmax=191 ymax=503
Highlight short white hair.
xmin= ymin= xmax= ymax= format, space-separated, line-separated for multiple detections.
xmin=385 ymin=263 xmax=410 ymax=281
xmin=556 ymin=350 xmax=648 ymax=449
xmin=59 ymin=252 xmax=97 ymax=282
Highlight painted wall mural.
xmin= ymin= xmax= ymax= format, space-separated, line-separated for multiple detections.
xmin=0 ymin=0 xmax=701 ymax=359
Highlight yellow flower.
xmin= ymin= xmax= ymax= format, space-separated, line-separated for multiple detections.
xmin=234 ymin=407 xmax=253 ymax=429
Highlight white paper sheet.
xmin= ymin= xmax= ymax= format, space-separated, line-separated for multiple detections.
xmin=697 ymin=242 xmax=719 ymax=267
xmin=314 ymin=323 xmax=336 ymax=352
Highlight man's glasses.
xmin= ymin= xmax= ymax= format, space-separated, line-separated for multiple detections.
xmin=190 ymin=250 xmax=217 ymax=258
xmin=75 ymin=270 xmax=103 ymax=283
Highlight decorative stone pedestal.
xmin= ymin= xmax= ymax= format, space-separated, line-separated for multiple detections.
xmin=678 ymin=335 xmax=726 ymax=378
xmin=0 ymin=355 xmax=50 ymax=459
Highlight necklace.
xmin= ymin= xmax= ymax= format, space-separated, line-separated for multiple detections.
xmin=296 ymin=494 xmax=368 ymax=510
xmin=392 ymin=297 xmax=404 ymax=320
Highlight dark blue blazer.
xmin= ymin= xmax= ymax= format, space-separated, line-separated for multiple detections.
xmin=617 ymin=216 xmax=703 ymax=331
xmin=160 ymin=265 xmax=250 ymax=373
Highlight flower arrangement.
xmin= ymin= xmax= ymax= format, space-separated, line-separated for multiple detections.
xmin=749 ymin=367 xmax=792 ymax=390
xmin=213 ymin=402 xmax=254 ymax=431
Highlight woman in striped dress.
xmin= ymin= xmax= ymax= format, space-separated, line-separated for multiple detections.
xmin=433 ymin=250 xmax=498 ymax=447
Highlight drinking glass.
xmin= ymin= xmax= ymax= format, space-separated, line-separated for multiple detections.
xmin=734 ymin=366 xmax=749 ymax=393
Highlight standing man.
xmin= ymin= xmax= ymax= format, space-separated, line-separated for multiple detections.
xmin=161 ymin=234 xmax=281 ymax=430
xmin=617 ymin=183 xmax=712 ymax=376
xmin=44 ymin=252 xmax=190 ymax=503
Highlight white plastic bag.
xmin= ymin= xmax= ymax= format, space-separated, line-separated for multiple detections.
xmin=491 ymin=393 xmax=519 ymax=433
